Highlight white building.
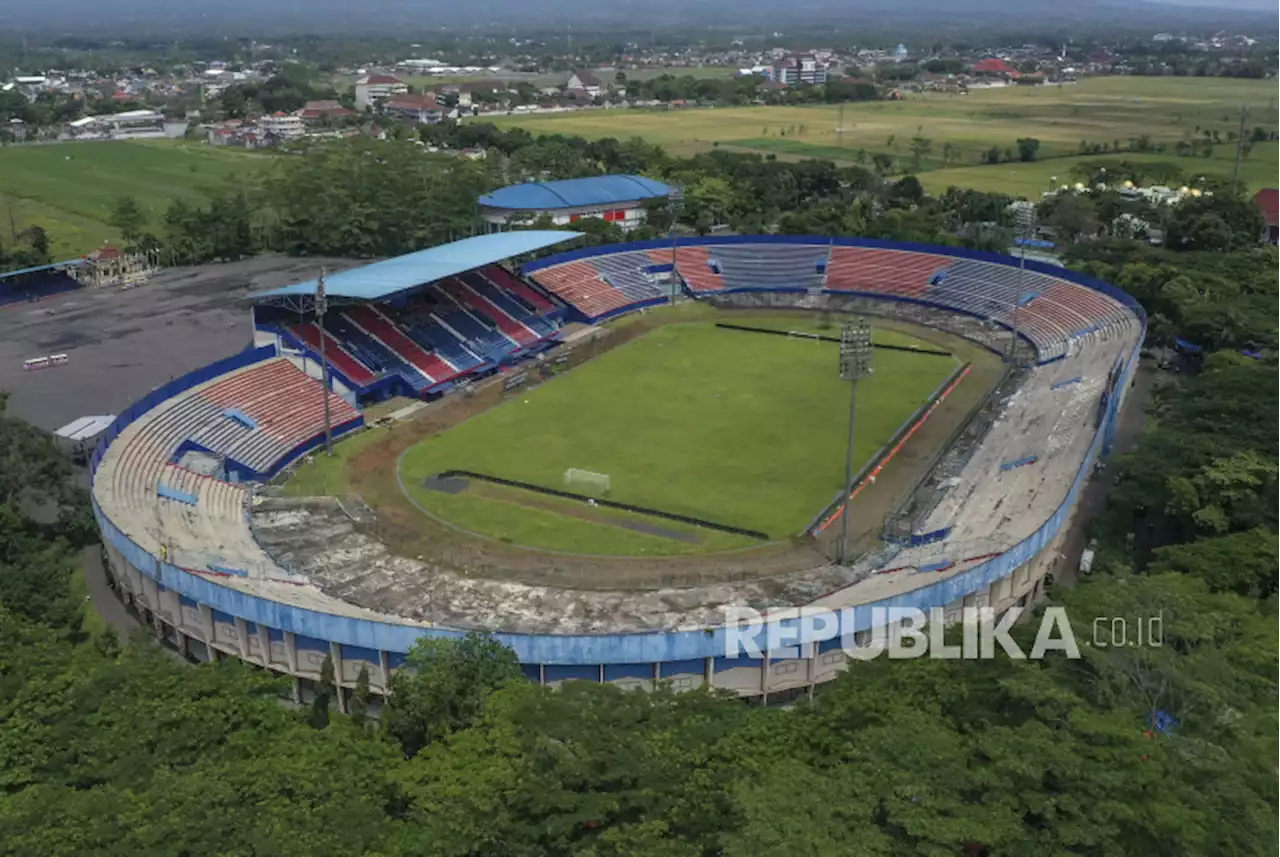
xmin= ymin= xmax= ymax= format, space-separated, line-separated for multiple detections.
xmin=65 ymin=110 xmax=166 ymax=140
xmin=259 ymin=112 xmax=306 ymax=139
xmin=354 ymin=74 xmax=407 ymax=109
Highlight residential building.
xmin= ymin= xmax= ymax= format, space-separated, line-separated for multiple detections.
xmin=297 ymin=100 xmax=354 ymax=123
xmin=354 ymin=73 xmax=407 ymax=109
xmin=972 ymin=58 xmax=1020 ymax=77
xmin=382 ymin=93 xmax=446 ymax=124
xmin=64 ymin=109 xmax=165 ymax=140
xmin=566 ymin=69 xmax=602 ymax=97
xmin=259 ymin=112 xmax=305 ymax=139
xmin=771 ymin=55 xmax=827 ymax=86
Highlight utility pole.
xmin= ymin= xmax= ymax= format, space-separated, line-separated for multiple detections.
xmin=837 ymin=101 xmax=844 ymax=149
xmin=1231 ymin=105 xmax=1249 ymax=196
xmin=315 ymin=269 xmax=334 ymax=456
xmin=835 ymin=319 xmax=874 ymax=566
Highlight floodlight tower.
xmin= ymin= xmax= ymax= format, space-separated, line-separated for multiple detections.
xmin=1008 ymin=204 xmax=1036 ymax=366
xmin=835 ymin=318 xmax=874 ymax=566
xmin=667 ymin=184 xmax=685 ymax=302
xmin=315 ymin=269 xmax=334 ymax=456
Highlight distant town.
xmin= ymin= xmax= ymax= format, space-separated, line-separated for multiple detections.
xmin=1 ymin=31 xmax=1272 ymax=150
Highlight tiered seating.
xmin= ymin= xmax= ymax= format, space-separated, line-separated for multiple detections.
xmin=462 ymin=272 xmax=555 ymax=338
xmin=531 ymin=260 xmax=635 ymax=319
xmin=588 ymin=250 xmax=666 ymax=305
xmin=385 ymin=303 xmax=485 ymax=372
xmin=345 ymin=305 xmax=458 ymax=384
xmin=826 ymin=247 xmax=943 ymax=297
xmin=673 ymin=247 xmax=725 ymax=293
xmin=441 ymin=278 xmax=537 ymax=347
xmin=711 ymin=244 xmax=826 ymax=291
xmin=289 ymin=323 xmax=376 ymax=386
xmin=1038 ymin=281 xmax=1131 ymax=335
xmin=426 ymin=284 xmax=513 ymax=361
xmin=0 ymin=271 xmax=82 ymax=310
xmin=94 ymin=358 xmax=362 ymax=577
xmin=480 ymin=264 xmax=556 ymax=313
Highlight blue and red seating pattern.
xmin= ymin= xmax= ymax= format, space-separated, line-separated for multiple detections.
xmin=526 ymin=239 xmax=1135 ymax=362
xmin=276 ymin=265 xmax=560 ymax=397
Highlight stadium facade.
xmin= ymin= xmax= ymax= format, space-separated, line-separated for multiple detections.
xmin=478 ymin=175 xmax=672 ymax=232
xmin=91 ymin=234 xmax=1145 ymax=708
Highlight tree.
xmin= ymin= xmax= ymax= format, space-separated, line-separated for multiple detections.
xmin=350 ymin=664 xmax=371 ymax=726
xmin=982 ymin=145 xmax=1002 ymax=164
xmin=907 ymin=134 xmax=932 ymax=171
xmin=1015 ymin=137 xmax=1040 ymax=162
xmin=382 ymin=632 xmax=522 ymax=757
xmin=871 ymin=152 xmax=894 ymax=175
xmin=309 ymin=653 xmax=335 ymax=729
xmin=1038 ymin=193 xmax=1098 ymax=243
xmin=109 ymin=195 xmax=146 ymax=249
xmin=1165 ymin=194 xmax=1266 ymax=252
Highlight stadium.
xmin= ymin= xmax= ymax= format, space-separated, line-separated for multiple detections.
xmin=478 ymin=174 xmax=672 ymax=231
xmin=81 ymin=181 xmax=1146 ymax=710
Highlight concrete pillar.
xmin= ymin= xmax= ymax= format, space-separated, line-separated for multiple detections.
xmin=760 ymin=652 xmax=770 ymax=706
xmin=234 ymin=617 xmax=250 ymax=660
xmin=379 ymin=649 xmax=391 ymax=694
xmin=257 ymin=624 xmax=271 ymax=669
xmin=283 ymin=631 xmax=298 ymax=675
xmin=198 ymin=604 xmax=215 ymax=649
xmin=329 ymin=642 xmax=348 ymax=714
xmin=704 ymin=657 xmax=713 ymax=689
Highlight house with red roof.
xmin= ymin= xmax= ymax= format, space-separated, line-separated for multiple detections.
xmin=1254 ymin=188 xmax=1278 ymax=244
xmin=297 ymin=100 xmax=354 ymax=123
xmin=972 ymin=58 xmax=1020 ymax=78
xmin=382 ymin=93 xmax=446 ymax=125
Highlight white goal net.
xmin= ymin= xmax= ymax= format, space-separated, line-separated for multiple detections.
xmin=564 ymin=468 xmax=611 ymax=497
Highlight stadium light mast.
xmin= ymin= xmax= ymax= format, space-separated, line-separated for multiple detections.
xmin=1008 ymin=204 xmax=1035 ymax=366
xmin=835 ymin=318 xmax=874 ymax=566
xmin=667 ymin=184 xmax=684 ymax=302
xmin=315 ymin=269 xmax=334 ymax=457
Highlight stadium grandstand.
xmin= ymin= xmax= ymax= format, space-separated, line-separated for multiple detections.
xmin=250 ymin=231 xmax=579 ymax=400
xmin=90 ymin=233 xmax=1144 ymax=709
xmin=478 ymin=174 xmax=672 ymax=232
xmin=0 ymin=259 xmax=88 ymax=310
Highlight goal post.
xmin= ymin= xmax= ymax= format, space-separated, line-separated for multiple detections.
xmin=564 ymin=468 xmax=611 ymax=497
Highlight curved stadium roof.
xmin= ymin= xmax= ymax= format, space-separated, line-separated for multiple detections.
xmin=479 ymin=175 xmax=671 ymax=211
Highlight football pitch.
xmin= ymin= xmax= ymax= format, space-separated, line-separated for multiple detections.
xmin=398 ymin=319 xmax=958 ymax=556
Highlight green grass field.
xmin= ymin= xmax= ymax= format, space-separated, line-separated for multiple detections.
xmin=396 ymin=319 xmax=956 ymax=555
xmin=485 ymin=76 xmax=1279 ymax=194
xmin=0 ymin=140 xmax=271 ymax=258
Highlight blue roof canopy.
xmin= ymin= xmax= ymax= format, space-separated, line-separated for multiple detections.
xmin=0 ymin=258 xmax=86 ymax=281
xmin=251 ymin=231 xmax=581 ymax=301
xmin=479 ymin=175 xmax=671 ymax=211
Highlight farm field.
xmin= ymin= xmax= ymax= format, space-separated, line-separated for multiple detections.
xmin=0 ymin=140 xmax=272 ymax=258
xmin=394 ymin=319 xmax=956 ymax=555
xmin=484 ymin=76 xmax=1279 ymax=194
